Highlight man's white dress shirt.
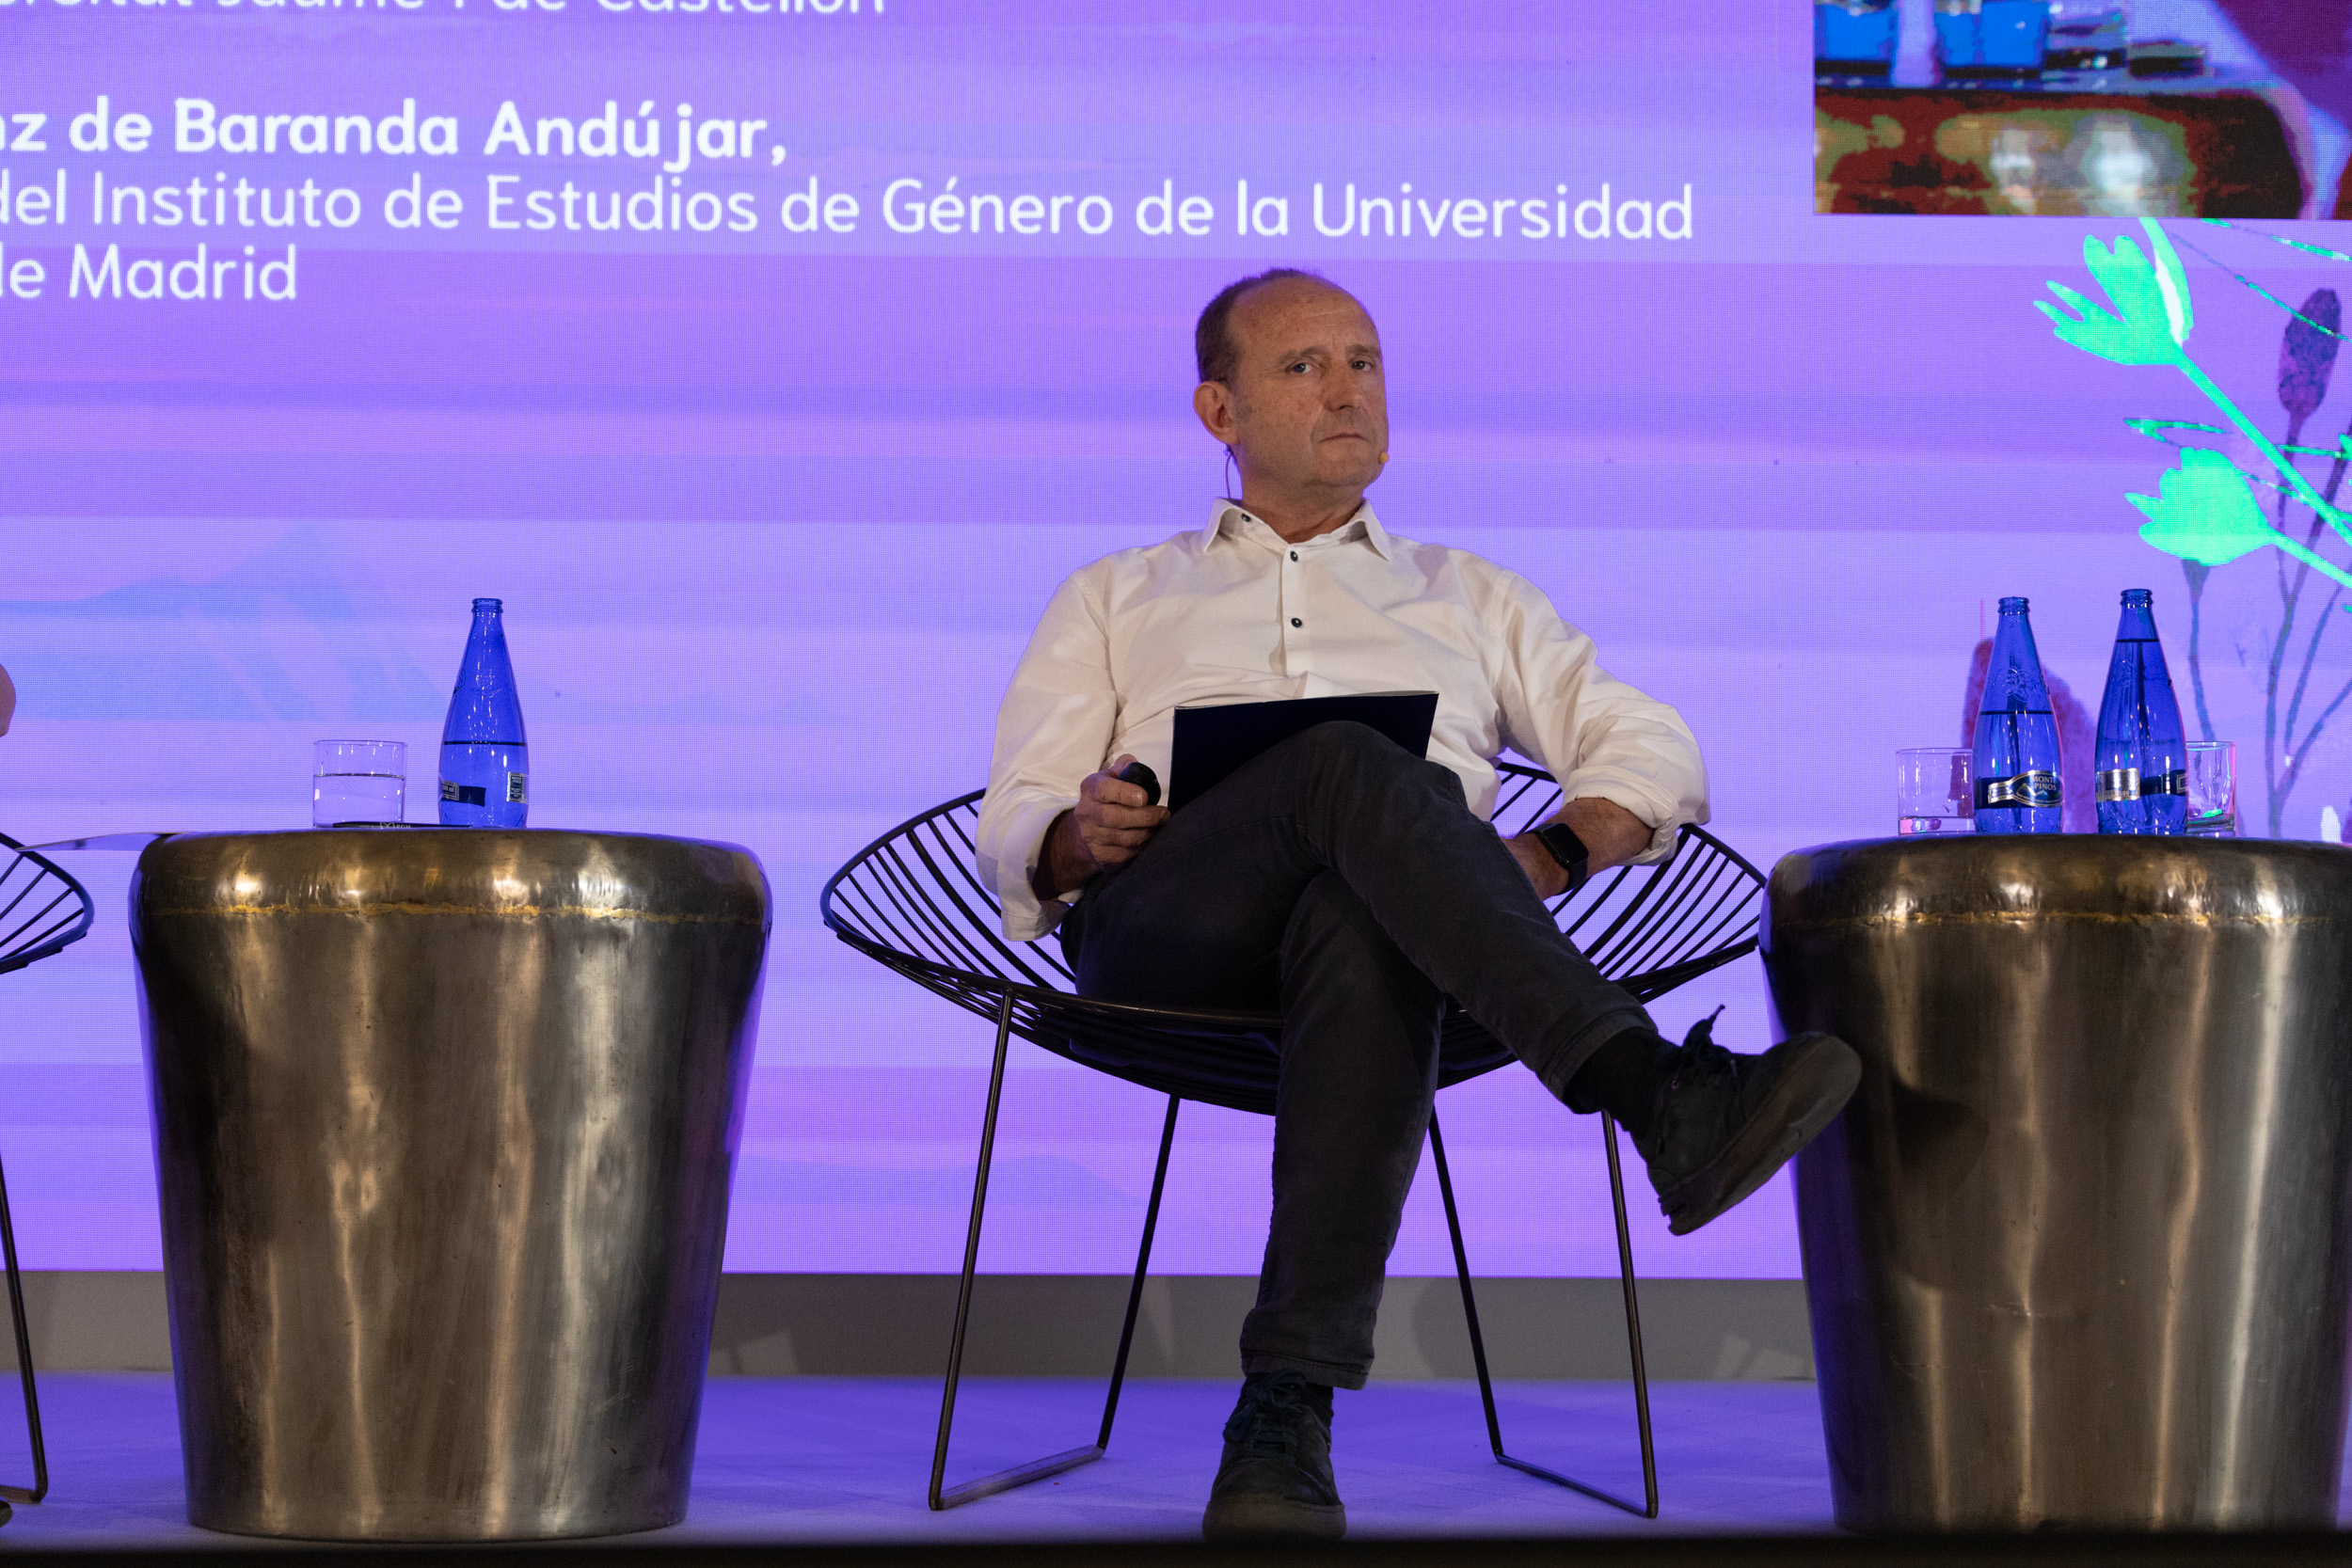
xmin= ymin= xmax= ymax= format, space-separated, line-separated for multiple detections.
xmin=976 ymin=501 xmax=1708 ymax=942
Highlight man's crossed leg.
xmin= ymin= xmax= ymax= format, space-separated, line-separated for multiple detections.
xmin=1059 ymin=722 xmax=1857 ymax=1540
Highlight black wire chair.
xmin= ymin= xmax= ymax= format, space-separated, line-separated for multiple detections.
xmin=818 ymin=761 xmax=1768 ymax=1519
xmin=0 ymin=834 xmax=97 ymax=1510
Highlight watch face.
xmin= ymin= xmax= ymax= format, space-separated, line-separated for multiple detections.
xmin=1540 ymin=823 xmax=1589 ymax=870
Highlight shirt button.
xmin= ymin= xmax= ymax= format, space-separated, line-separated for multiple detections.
xmin=1289 ymin=551 xmax=1298 ymax=562
xmin=1291 ymin=618 xmax=1303 ymax=628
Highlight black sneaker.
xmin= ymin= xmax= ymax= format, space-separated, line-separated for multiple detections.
xmin=1635 ymin=1014 xmax=1860 ymax=1236
xmin=1200 ymin=1370 xmax=1344 ymax=1542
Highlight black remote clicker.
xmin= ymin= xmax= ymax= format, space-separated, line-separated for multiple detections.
xmin=1116 ymin=760 xmax=1162 ymax=808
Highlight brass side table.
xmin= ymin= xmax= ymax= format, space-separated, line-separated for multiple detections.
xmin=133 ymin=829 xmax=770 ymax=1541
xmin=1765 ymin=835 xmax=2352 ymax=1530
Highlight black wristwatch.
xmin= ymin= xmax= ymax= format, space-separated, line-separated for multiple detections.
xmin=1532 ymin=821 xmax=1592 ymax=895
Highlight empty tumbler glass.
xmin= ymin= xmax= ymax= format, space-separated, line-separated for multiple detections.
xmin=1899 ymin=748 xmax=1976 ymax=834
xmin=2186 ymin=740 xmax=2238 ymax=836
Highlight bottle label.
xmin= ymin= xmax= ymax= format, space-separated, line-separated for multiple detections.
xmin=506 ymin=771 xmax=528 ymax=804
xmin=1978 ymin=770 xmax=2060 ymax=808
xmin=2098 ymin=768 xmax=2187 ymax=801
xmin=441 ymin=781 xmax=487 ymax=807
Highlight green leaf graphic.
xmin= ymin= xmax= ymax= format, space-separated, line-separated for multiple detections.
xmin=2036 ymin=234 xmax=2190 ymax=367
xmin=2128 ymin=449 xmax=2276 ymax=564
xmin=2141 ymin=217 xmax=2193 ymax=346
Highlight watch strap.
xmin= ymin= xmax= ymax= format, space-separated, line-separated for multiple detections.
xmin=1533 ymin=821 xmax=1592 ymax=894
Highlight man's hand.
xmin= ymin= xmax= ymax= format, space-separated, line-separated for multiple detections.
xmin=1505 ymin=797 xmax=1654 ymax=900
xmin=1032 ymin=753 xmax=1172 ymax=900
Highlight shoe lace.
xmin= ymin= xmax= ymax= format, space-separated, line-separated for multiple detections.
xmin=1666 ymin=1006 xmax=1736 ymax=1093
xmin=1222 ymin=1372 xmax=1316 ymax=1459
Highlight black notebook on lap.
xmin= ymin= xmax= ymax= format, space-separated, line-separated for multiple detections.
xmin=1168 ymin=692 xmax=1439 ymax=810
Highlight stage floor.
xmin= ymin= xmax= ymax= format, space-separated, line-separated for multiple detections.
xmin=0 ymin=1374 xmax=1841 ymax=1546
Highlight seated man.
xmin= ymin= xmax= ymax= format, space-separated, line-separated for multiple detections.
xmin=975 ymin=269 xmax=1857 ymax=1542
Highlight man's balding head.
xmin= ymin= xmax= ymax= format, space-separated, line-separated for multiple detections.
xmin=1190 ymin=270 xmax=1388 ymax=541
xmin=1195 ymin=268 xmax=1340 ymax=385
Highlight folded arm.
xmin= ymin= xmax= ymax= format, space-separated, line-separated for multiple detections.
xmin=1502 ymin=796 xmax=1654 ymax=899
xmin=1488 ymin=573 xmax=1708 ymax=897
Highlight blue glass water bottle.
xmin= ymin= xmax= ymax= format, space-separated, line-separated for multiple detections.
xmin=1934 ymin=0 xmax=2050 ymax=77
xmin=2094 ymin=588 xmax=2187 ymax=834
xmin=438 ymin=597 xmax=528 ymax=828
xmin=1816 ymin=0 xmax=1899 ymax=76
xmin=1973 ymin=596 xmax=2064 ymax=833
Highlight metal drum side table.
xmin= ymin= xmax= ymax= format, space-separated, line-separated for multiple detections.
xmin=1764 ymin=835 xmax=2352 ymax=1530
xmin=131 ymin=830 xmax=770 ymax=1542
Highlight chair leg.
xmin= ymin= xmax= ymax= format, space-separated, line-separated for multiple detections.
xmin=1600 ymin=1111 xmax=1661 ymax=1517
xmin=0 ymin=1144 xmax=48 ymax=1505
xmin=1428 ymin=1108 xmax=1657 ymax=1519
xmin=1095 ymin=1095 xmax=1179 ymax=1451
xmin=929 ymin=995 xmax=1180 ymax=1511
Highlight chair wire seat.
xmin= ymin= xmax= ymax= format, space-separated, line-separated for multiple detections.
xmin=820 ymin=760 xmax=1768 ymax=1518
xmin=0 ymin=833 xmax=99 ymax=1510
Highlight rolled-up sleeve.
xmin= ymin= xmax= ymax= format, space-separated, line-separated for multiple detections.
xmin=976 ymin=565 xmax=1118 ymax=942
xmin=1489 ymin=571 xmax=1708 ymax=863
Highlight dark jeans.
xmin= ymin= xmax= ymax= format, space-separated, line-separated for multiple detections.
xmin=1058 ymin=721 xmax=1654 ymax=1389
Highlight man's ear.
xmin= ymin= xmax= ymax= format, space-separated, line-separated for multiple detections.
xmin=1193 ymin=380 xmax=1235 ymax=446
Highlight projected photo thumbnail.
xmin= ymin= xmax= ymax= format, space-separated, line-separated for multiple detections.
xmin=1814 ymin=0 xmax=2347 ymax=217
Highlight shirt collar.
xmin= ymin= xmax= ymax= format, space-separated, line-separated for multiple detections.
xmin=1201 ymin=499 xmax=1392 ymax=560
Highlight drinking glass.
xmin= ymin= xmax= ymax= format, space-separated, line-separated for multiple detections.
xmin=1898 ymin=747 xmax=1975 ymax=834
xmin=1817 ymin=0 xmax=1899 ymax=76
xmin=1935 ymin=0 xmax=2050 ymax=77
xmin=314 ymin=740 xmax=407 ymax=827
xmin=2185 ymin=740 xmax=2237 ymax=836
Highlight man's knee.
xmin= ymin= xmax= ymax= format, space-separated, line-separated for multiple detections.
xmin=1293 ymin=721 xmax=1466 ymax=804
xmin=1295 ymin=720 xmax=1405 ymax=768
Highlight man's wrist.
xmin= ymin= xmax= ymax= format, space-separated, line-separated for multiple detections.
xmin=1555 ymin=796 xmax=1656 ymax=875
xmin=1031 ymin=808 xmax=1097 ymax=901
xmin=1532 ymin=820 xmax=1592 ymax=895
xmin=1509 ymin=832 xmax=1572 ymax=898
